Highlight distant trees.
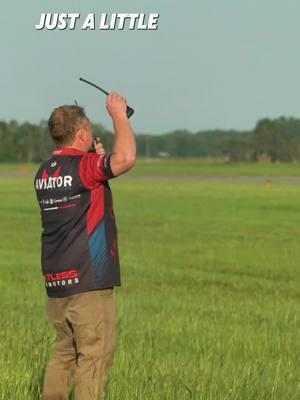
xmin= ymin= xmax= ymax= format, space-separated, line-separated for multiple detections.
xmin=220 ymin=117 xmax=300 ymax=162
xmin=0 ymin=121 xmax=18 ymax=162
xmin=0 ymin=121 xmax=109 ymax=162
xmin=252 ymin=117 xmax=300 ymax=162
xmin=1 ymin=116 xmax=300 ymax=162
xmin=221 ymin=137 xmax=252 ymax=162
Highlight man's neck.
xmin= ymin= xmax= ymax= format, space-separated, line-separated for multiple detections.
xmin=63 ymin=143 xmax=88 ymax=152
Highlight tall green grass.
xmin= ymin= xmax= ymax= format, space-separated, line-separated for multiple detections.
xmin=0 ymin=165 xmax=299 ymax=399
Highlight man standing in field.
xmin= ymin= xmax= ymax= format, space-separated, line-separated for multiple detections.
xmin=34 ymin=93 xmax=136 ymax=399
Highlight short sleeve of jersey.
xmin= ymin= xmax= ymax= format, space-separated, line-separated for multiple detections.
xmin=79 ymin=153 xmax=115 ymax=189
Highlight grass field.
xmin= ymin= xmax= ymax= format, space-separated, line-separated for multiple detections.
xmin=0 ymin=159 xmax=300 ymax=399
xmin=3 ymin=158 xmax=300 ymax=177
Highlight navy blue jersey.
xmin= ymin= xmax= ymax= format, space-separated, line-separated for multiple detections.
xmin=34 ymin=148 xmax=120 ymax=298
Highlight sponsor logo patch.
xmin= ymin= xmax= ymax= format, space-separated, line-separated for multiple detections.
xmin=35 ymin=176 xmax=73 ymax=190
xmin=44 ymin=268 xmax=79 ymax=288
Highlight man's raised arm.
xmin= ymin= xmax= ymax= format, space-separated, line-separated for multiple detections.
xmin=107 ymin=92 xmax=136 ymax=177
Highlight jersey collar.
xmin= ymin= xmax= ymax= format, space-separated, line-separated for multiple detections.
xmin=53 ymin=148 xmax=88 ymax=156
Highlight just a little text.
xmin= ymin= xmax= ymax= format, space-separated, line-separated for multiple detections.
xmin=35 ymin=13 xmax=159 ymax=31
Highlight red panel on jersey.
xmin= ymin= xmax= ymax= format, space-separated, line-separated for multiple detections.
xmin=42 ymin=169 xmax=48 ymax=179
xmin=79 ymin=153 xmax=109 ymax=189
xmin=53 ymin=166 xmax=62 ymax=177
xmin=87 ymin=185 xmax=105 ymax=236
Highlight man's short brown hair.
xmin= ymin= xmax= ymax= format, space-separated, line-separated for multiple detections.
xmin=48 ymin=105 xmax=90 ymax=147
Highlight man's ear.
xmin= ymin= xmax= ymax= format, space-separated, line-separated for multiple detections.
xmin=76 ymin=128 xmax=86 ymax=143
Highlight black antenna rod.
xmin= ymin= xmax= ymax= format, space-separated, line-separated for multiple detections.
xmin=79 ymin=77 xmax=134 ymax=118
xmin=79 ymin=77 xmax=109 ymax=96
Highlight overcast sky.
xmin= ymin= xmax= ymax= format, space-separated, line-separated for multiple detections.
xmin=1 ymin=0 xmax=300 ymax=134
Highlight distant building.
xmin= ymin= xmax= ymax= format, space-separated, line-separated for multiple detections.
xmin=157 ymin=152 xmax=170 ymax=158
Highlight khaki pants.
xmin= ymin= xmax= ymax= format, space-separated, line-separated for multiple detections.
xmin=43 ymin=289 xmax=117 ymax=400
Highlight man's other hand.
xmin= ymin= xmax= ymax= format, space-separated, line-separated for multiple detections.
xmin=94 ymin=138 xmax=106 ymax=156
xmin=106 ymin=93 xmax=127 ymax=120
